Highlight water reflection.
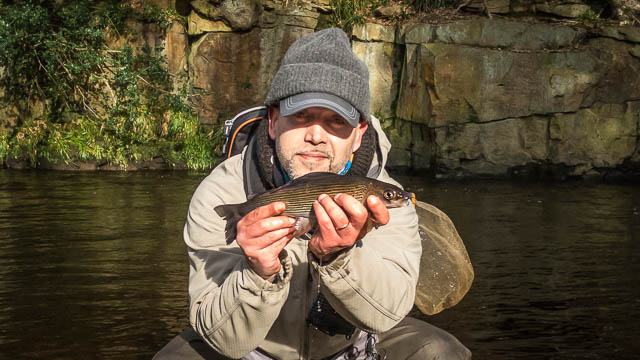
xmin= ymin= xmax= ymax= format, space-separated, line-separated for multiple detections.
xmin=398 ymin=178 xmax=640 ymax=359
xmin=0 ymin=170 xmax=199 ymax=359
xmin=0 ymin=171 xmax=638 ymax=359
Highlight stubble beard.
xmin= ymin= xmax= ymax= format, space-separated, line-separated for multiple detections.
xmin=276 ymin=140 xmax=350 ymax=179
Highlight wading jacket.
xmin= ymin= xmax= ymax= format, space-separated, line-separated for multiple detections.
xmin=185 ymin=117 xmax=422 ymax=359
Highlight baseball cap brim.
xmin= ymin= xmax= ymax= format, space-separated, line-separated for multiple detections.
xmin=280 ymin=92 xmax=361 ymax=127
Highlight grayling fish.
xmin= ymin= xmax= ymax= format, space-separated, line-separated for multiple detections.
xmin=214 ymin=172 xmax=415 ymax=244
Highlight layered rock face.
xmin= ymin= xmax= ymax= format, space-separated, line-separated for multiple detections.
xmin=187 ymin=0 xmax=325 ymax=123
xmin=150 ymin=0 xmax=640 ymax=179
xmin=356 ymin=19 xmax=640 ymax=179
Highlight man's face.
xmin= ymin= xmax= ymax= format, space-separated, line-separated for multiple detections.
xmin=268 ymin=106 xmax=368 ymax=179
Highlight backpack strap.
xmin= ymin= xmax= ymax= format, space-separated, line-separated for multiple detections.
xmin=243 ymin=128 xmax=267 ymax=198
xmin=222 ymin=106 xmax=267 ymax=159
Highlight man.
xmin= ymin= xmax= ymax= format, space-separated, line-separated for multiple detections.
xmin=155 ymin=28 xmax=471 ymax=359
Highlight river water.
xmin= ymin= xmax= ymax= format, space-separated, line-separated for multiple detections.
xmin=0 ymin=170 xmax=638 ymax=359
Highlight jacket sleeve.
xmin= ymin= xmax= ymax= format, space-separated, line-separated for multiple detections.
xmin=185 ymin=161 xmax=292 ymax=358
xmin=311 ymin=174 xmax=422 ymax=333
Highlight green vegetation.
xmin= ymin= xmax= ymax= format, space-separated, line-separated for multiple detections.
xmin=328 ymin=0 xmax=396 ymax=32
xmin=328 ymin=0 xmax=458 ymax=33
xmin=0 ymin=132 xmax=9 ymax=162
xmin=412 ymin=0 xmax=457 ymax=12
xmin=578 ymin=9 xmax=601 ymax=22
xmin=0 ymin=0 xmax=221 ymax=170
xmin=329 ymin=0 xmax=373 ymax=33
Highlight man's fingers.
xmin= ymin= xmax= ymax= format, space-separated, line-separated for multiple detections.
xmin=240 ymin=202 xmax=286 ymax=227
xmin=271 ymin=232 xmax=296 ymax=254
xmin=244 ymin=216 xmax=296 ymax=239
xmin=249 ymin=230 xmax=294 ymax=258
xmin=313 ymin=198 xmax=355 ymax=239
xmin=317 ymin=193 xmax=350 ymax=230
xmin=313 ymin=198 xmax=337 ymax=234
xmin=248 ymin=232 xmax=295 ymax=279
xmin=333 ymin=193 xmax=368 ymax=228
xmin=235 ymin=202 xmax=296 ymax=280
xmin=366 ymin=195 xmax=390 ymax=226
xmin=240 ymin=220 xmax=296 ymax=254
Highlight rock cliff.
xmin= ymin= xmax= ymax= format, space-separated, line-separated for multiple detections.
xmin=166 ymin=0 xmax=639 ymax=179
xmin=357 ymin=20 xmax=640 ymax=179
xmin=9 ymin=0 xmax=638 ymax=179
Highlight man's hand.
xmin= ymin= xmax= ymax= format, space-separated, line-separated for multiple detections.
xmin=236 ymin=202 xmax=296 ymax=281
xmin=309 ymin=193 xmax=390 ymax=262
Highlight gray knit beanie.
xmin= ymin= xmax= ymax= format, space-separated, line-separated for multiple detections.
xmin=265 ymin=28 xmax=370 ymax=123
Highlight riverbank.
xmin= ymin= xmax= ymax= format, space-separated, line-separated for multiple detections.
xmin=3 ymin=159 xmax=640 ymax=183
xmin=1 ymin=1 xmax=639 ymax=179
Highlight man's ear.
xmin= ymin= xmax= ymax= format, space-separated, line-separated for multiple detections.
xmin=268 ymin=106 xmax=279 ymax=140
xmin=351 ymin=120 xmax=368 ymax=152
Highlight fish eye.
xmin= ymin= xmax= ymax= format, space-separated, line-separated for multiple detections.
xmin=384 ymin=190 xmax=394 ymax=200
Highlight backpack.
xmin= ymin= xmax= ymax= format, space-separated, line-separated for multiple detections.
xmin=221 ymin=106 xmax=267 ymax=160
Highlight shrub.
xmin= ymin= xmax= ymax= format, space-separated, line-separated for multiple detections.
xmin=0 ymin=0 xmax=220 ymax=170
xmin=329 ymin=0 xmax=376 ymax=33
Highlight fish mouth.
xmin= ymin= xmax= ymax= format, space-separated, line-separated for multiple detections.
xmin=404 ymin=191 xmax=416 ymax=207
xmin=386 ymin=191 xmax=414 ymax=208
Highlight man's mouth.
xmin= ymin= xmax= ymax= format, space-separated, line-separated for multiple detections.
xmin=296 ymin=152 xmax=329 ymax=161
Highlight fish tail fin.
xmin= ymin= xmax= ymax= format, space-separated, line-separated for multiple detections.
xmin=214 ymin=204 xmax=242 ymax=244
xmin=214 ymin=203 xmax=236 ymax=218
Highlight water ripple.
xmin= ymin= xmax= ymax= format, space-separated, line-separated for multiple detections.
xmin=2 ymin=172 xmax=639 ymax=359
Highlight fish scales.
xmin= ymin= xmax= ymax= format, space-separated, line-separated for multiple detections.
xmin=214 ymin=172 xmax=413 ymax=244
xmin=256 ymin=181 xmax=373 ymax=217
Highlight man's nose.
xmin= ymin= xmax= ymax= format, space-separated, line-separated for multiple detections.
xmin=304 ymin=122 xmax=326 ymax=145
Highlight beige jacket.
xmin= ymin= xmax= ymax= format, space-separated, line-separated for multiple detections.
xmin=185 ymin=118 xmax=422 ymax=359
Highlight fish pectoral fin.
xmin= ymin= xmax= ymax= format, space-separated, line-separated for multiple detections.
xmin=293 ymin=217 xmax=314 ymax=238
xmin=364 ymin=218 xmax=378 ymax=234
xmin=365 ymin=210 xmax=380 ymax=231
